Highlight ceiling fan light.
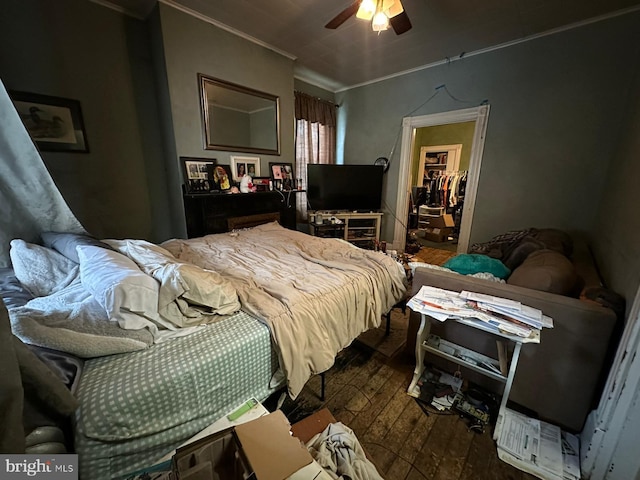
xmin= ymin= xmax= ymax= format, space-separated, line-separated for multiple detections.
xmin=372 ymin=11 xmax=389 ymax=31
xmin=385 ymin=0 xmax=404 ymax=18
xmin=356 ymin=0 xmax=376 ymax=20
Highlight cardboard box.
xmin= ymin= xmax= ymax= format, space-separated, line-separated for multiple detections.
xmin=173 ymin=410 xmax=313 ymax=480
xmin=420 ymin=214 xmax=454 ymax=229
xmin=291 ymin=408 xmax=337 ymax=444
xmin=421 ymin=226 xmax=454 ymax=242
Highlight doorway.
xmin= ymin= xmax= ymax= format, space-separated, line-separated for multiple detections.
xmin=411 ymin=141 xmax=466 ymax=253
xmin=391 ymin=106 xmax=490 ymax=255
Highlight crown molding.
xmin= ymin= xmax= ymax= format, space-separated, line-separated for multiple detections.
xmin=88 ymin=0 xmax=148 ymax=20
xmin=337 ymin=4 xmax=640 ymax=92
xmin=158 ymin=0 xmax=297 ymax=61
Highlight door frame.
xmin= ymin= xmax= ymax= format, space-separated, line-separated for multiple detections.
xmin=581 ymin=286 xmax=640 ymax=478
xmin=391 ymin=105 xmax=490 ymax=252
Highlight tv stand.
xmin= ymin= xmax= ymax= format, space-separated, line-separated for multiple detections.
xmin=309 ymin=211 xmax=383 ymax=249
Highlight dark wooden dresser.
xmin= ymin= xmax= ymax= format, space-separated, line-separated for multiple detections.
xmin=183 ymin=190 xmax=302 ymax=238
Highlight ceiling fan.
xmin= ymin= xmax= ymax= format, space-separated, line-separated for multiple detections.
xmin=325 ymin=0 xmax=412 ymax=35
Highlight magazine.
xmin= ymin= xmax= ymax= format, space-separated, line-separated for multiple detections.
xmin=407 ymin=286 xmax=551 ymax=340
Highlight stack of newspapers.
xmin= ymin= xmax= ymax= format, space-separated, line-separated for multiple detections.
xmin=407 ymin=286 xmax=553 ymax=339
xmin=495 ymin=408 xmax=580 ymax=480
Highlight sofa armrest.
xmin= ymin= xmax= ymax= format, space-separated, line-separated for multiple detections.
xmin=407 ymin=267 xmax=618 ymax=431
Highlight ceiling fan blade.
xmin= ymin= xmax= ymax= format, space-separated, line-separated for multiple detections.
xmin=325 ymin=1 xmax=361 ymax=29
xmin=390 ymin=10 xmax=412 ymax=34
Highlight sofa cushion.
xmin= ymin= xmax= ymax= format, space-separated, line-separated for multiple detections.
xmin=501 ymin=238 xmax=546 ymax=270
xmin=507 ymin=249 xmax=578 ymax=295
xmin=529 ymin=228 xmax=573 ymax=257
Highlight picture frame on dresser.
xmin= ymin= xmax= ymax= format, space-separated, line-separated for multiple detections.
xmin=181 ymin=157 xmax=216 ymax=194
xmin=269 ymin=162 xmax=294 ymax=190
xmin=231 ymin=156 xmax=260 ymax=181
xmin=252 ymin=177 xmax=270 ymax=192
xmin=210 ymin=164 xmax=233 ymax=192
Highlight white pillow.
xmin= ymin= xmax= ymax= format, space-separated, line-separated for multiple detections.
xmin=10 ymin=239 xmax=78 ymax=297
xmin=76 ymin=245 xmax=160 ymax=331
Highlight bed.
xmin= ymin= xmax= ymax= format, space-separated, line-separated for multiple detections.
xmin=4 ymin=222 xmax=407 ymax=479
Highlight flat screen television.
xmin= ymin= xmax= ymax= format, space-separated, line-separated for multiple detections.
xmin=307 ymin=164 xmax=384 ymax=212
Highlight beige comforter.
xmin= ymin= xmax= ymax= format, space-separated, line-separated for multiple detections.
xmin=162 ymin=222 xmax=407 ymax=398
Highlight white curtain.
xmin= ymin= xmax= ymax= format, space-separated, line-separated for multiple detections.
xmin=0 ymin=80 xmax=85 ymax=267
xmin=294 ymin=92 xmax=336 ymax=220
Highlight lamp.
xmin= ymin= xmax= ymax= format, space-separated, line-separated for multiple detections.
xmin=356 ymin=0 xmax=404 ymax=32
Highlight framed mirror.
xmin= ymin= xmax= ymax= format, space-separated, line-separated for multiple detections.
xmin=199 ymin=73 xmax=280 ymax=155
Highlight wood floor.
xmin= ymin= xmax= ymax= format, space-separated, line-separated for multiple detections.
xmin=409 ymin=245 xmax=457 ymax=266
xmin=279 ymin=342 xmax=536 ymax=480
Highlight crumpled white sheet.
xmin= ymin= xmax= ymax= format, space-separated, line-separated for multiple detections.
xmin=104 ymin=238 xmax=241 ymax=327
xmin=306 ymin=422 xmax=384 ymax=480
xmin=9 ymin=279 xmax=153 ymax=358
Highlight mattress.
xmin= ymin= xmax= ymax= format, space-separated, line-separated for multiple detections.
xmin=163 ymin=222 xmax=408 ymax=398
xmin=74 ymin=311 xmax=279 ymax=480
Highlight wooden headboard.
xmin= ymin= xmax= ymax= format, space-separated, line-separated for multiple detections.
xmin=227 ymin=212 xmax=280 ymax=230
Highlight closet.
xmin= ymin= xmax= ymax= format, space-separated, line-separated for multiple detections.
xmin=414 ymin=171 xmax=467 ymax=240
xmin=418 ymin=145 xmax=461 ymax=182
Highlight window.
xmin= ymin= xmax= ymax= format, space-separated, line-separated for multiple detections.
xmin=294 ymin=91 xmax=336 ymax=219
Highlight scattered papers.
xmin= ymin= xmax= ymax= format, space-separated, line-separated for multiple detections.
xmin=414 ymin=367 xmax=462 ymax=410
xmin=495 ymin=409 xmax=580 ymax=480
xmin=561 ymin=429 xmax=581 ymax=480
xmin=407 ymin=286 xmax=552 ymax=340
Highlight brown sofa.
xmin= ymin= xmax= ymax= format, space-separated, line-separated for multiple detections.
xmin=406 ymin=232 xmax=620 ymax=432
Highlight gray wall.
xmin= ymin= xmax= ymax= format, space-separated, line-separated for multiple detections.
xmin=589 ymin=35 xmax=640 ymax=478
xmin=0 ymin=1 xmax=296 ymax=242
xmin=156 ymin=3 xmax=295 ymax=237
xmin=591 ymin=47 xmax=640 ymax=312
xmin=0 ymin=0 xmax=168 ymax=241
xmin=336 ymin=11 xmax=640 ymax=250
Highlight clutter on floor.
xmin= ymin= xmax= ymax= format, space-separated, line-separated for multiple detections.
xmin=305 ymin=421 xmax=383 ymax=480
xmin=412 ymin=364 xmax=497 ymax=434
xmin=411 ymin=363 xmax=582 ymax=478
xmin=495 ymin=408 xmax=581 ymax=480
xmin=121 ymin=402 xmax=383 ymax=480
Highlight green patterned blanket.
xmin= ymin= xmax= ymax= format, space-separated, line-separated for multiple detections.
xmin=74 ymin=311 xmax=279 ymax=480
